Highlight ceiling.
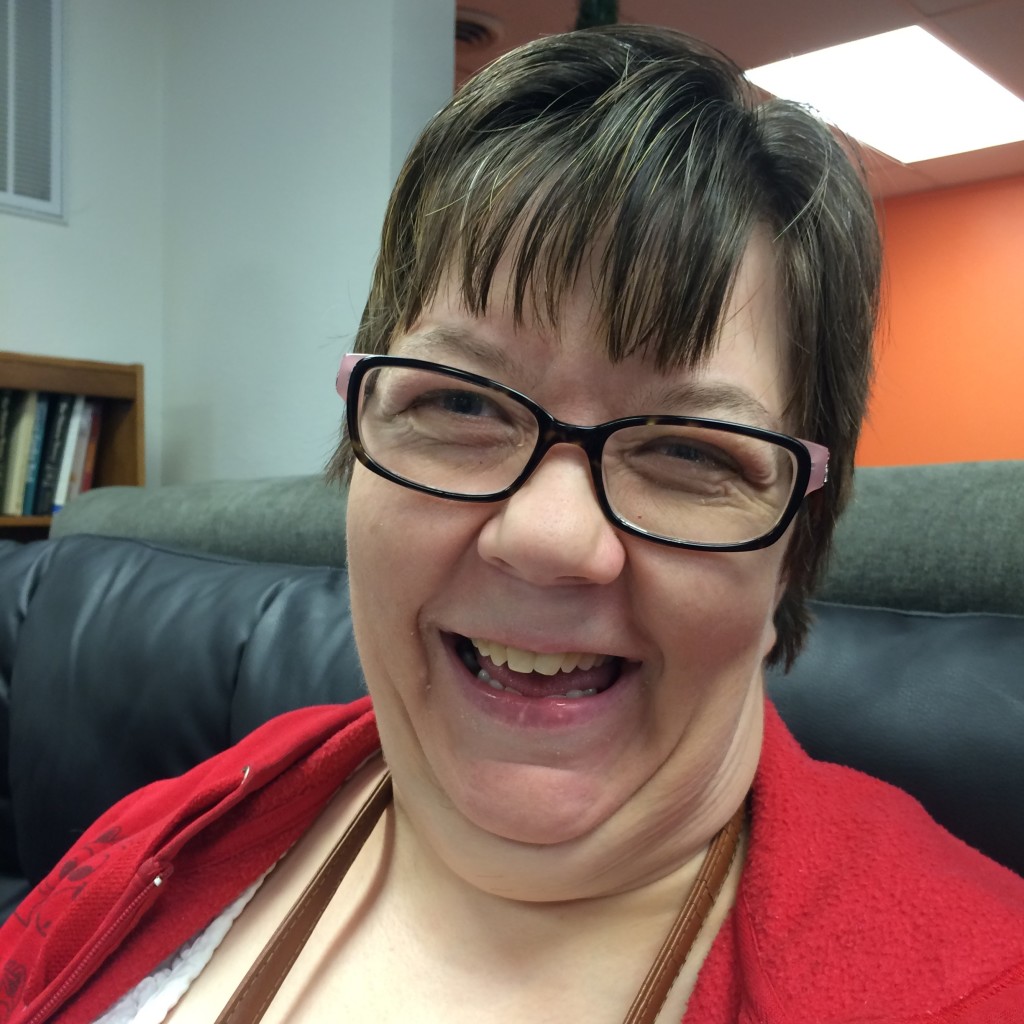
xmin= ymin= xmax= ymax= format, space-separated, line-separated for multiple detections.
xmin=454 ymin=0 xmax=1024 ymax=198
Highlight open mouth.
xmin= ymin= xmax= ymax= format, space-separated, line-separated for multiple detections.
xmin=456 ymin=635 xmax=624 ymax=699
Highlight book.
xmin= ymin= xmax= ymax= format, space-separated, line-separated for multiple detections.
xmin=65 ymin=401 xmax=99 ymax=505
xmin=33 ymin=393 xmax=76 ymax=515
xmin=0 ymin=389 xmax=15 ymax=501
xmin=78 ymin=403 xmax=103 ymax=495
xmin=51 ymin=395 xmax=86 ymax=514
xmin=21 ymin=393 xmax=52 ymax=515
xmin=1 ymin=391 xmax=39 ymax=516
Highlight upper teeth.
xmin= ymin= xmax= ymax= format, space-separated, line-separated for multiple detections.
xmin=471 ymin=639 xmax=610 ymax=677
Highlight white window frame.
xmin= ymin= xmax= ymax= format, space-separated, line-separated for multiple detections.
xmin=1 ymin=0 xmax=64 ymax=220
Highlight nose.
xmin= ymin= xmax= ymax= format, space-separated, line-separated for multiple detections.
xmin=476 ymin=446 xmax=627 ymax=586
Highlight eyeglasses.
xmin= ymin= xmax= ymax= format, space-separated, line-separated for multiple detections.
xmin=336 ymin=354 xmax=828 ymax=552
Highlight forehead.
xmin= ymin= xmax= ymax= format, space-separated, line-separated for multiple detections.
xmin=395 ymin=230 xmax=790 ymax=427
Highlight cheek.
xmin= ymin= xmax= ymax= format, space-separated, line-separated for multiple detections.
xmin=617 ymin=548 xmax=781 ymax=836
xmin=346 ymin=473 xmax=418 ymax=682
xmin=346 ymin=470 xmax=444 ymax=596
xmin=345 ymin=470 xmax=483 ymax=681
xmin=347 ymin=495 xmax=387 ymax=621
xmin=637 ymin=545 xmax=784 ymax=679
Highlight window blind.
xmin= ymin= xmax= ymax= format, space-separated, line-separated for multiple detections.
xmin=1 ymin=0 xmax=62 ymax=218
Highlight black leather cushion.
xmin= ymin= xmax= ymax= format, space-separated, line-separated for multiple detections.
xmin=2 ymin=536 xmax=1022 ymax=892
xmin=1 ymin=536 xmax=365 ymax=885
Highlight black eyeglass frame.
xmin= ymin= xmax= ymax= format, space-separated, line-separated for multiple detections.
xmin=339 ymin=354 xmax=828 ymax=553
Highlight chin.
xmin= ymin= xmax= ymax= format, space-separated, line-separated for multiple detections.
xmin=442 ymin=758 xmax=626 ymax=846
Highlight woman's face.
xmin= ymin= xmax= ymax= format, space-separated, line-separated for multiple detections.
xmin=346 ymin=234 xmax=791 ymax=898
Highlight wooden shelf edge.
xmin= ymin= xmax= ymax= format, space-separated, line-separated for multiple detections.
xmin=0 ymin=515 xmax=53 ymax=528
xmin=0 ymin=351 xmax=142 ymax=400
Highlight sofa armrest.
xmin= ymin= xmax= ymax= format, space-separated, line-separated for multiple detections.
xmin=766 ymin=601 xmax=1024 ymax=874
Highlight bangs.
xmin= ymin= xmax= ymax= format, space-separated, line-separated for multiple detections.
xmin=396 ymin=74 xmax=771 ymax=371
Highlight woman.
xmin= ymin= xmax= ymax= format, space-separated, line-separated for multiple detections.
xmin=3 ymin=25 xmax=1024 ymax=1024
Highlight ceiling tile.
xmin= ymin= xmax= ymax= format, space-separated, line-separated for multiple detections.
xmin=909 ymin=0 xmax=990 ymax=15
xmin=622 ymin=0 xmax=915 ymax=67
xmin=929 ymin=0 xmax=1024 ymax=100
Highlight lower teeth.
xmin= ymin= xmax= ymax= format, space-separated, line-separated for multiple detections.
xmin=477 ymin=668 xmax=594 ymax=699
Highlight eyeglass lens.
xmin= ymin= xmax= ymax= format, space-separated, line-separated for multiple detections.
xmin=355 ymin=364 xmax=798 ymax=546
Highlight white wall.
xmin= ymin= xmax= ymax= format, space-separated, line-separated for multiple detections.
xmin=0 ymin=0 xmax=454 ymax=485
xmin=0 ymin=0 xmax=165 ymax=480
xmin=160 ymin=0 xmax=455 ymax=483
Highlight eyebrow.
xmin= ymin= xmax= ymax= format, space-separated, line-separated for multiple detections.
xmin=398 ymin=325 xmax=779 ymax=430
xmin=650 ymin=381 xmax=780 ymax=430
xmin=396 ymin=326 xmax=517 ymax=377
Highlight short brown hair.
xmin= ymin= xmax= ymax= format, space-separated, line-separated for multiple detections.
xmin=329 ymin=25 xmax=881 ymax=668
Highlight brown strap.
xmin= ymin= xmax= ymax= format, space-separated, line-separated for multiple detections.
xmin=621 ymin=801 xmax=746 ymax=1024
xmin=214 ymin=771 xmax=393 ymax=1024
xmin=216 ymin=773 xmax=743 ymax=1024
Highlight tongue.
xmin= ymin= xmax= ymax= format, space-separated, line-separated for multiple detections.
xmin=477 ymin=655 xmax=620 ymax=697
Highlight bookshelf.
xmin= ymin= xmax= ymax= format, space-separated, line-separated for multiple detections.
xmin=0 ymin=351 xmax=145 ymax=541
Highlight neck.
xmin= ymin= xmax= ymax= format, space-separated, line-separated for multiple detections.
xmin=378 ymin=799 xmax=747 ymax=1021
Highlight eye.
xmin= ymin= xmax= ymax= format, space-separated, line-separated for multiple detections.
xmin=366 ymin=370 xmax=509 ymax=422
xmin=416 ymin=388 xmax=504 ymax=419
xmin=611 ymin=423 xmax=782 ymax=493
xmin=645 ymin=438 xmax=737 ymax=472
xmin=630 ymin=433 xmax=742 ymax=478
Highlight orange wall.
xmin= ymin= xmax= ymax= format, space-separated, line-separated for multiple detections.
xmin=856 ymin=175 xmax=1024 ymax=466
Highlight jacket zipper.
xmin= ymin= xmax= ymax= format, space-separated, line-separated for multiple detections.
xmin=22 ymin=867 xmax=167 ymax=1024
xmin=19 ymin=764 xmax=255 ymax=1024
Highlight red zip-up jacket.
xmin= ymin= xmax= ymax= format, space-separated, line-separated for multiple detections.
xmin=2 ymin=698 xmax=1023 ymax=1023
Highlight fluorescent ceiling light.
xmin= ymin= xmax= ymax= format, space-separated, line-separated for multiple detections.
xmin=747 ymin=26 xmax=1024 ymax=163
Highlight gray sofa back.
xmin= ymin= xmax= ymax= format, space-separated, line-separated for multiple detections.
xmin=51 ymin=461 xmax=1024 ymax=615
xmin=820 ymin=460 xmax=1024 ymax=615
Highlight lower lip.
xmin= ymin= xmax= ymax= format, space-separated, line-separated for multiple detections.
xmin=443 ymin=635 xmax=640 ymax=731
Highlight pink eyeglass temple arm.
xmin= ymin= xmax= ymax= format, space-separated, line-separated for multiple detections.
xmin=803 ymin=441 xmax=829 ymax=495
xmin=336 ymin=353 xmax=829 ymax=495
xmin=336 ymin=352 xmax=367 ymax=398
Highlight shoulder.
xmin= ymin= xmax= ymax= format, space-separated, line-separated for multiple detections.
xmin=0 ymin=700 xmax=380 ymax=1024
xmin=34 ymin=700 xmax=380 ymax=851
xmin=730 ymin=701 xmax=1024 ymax=1021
